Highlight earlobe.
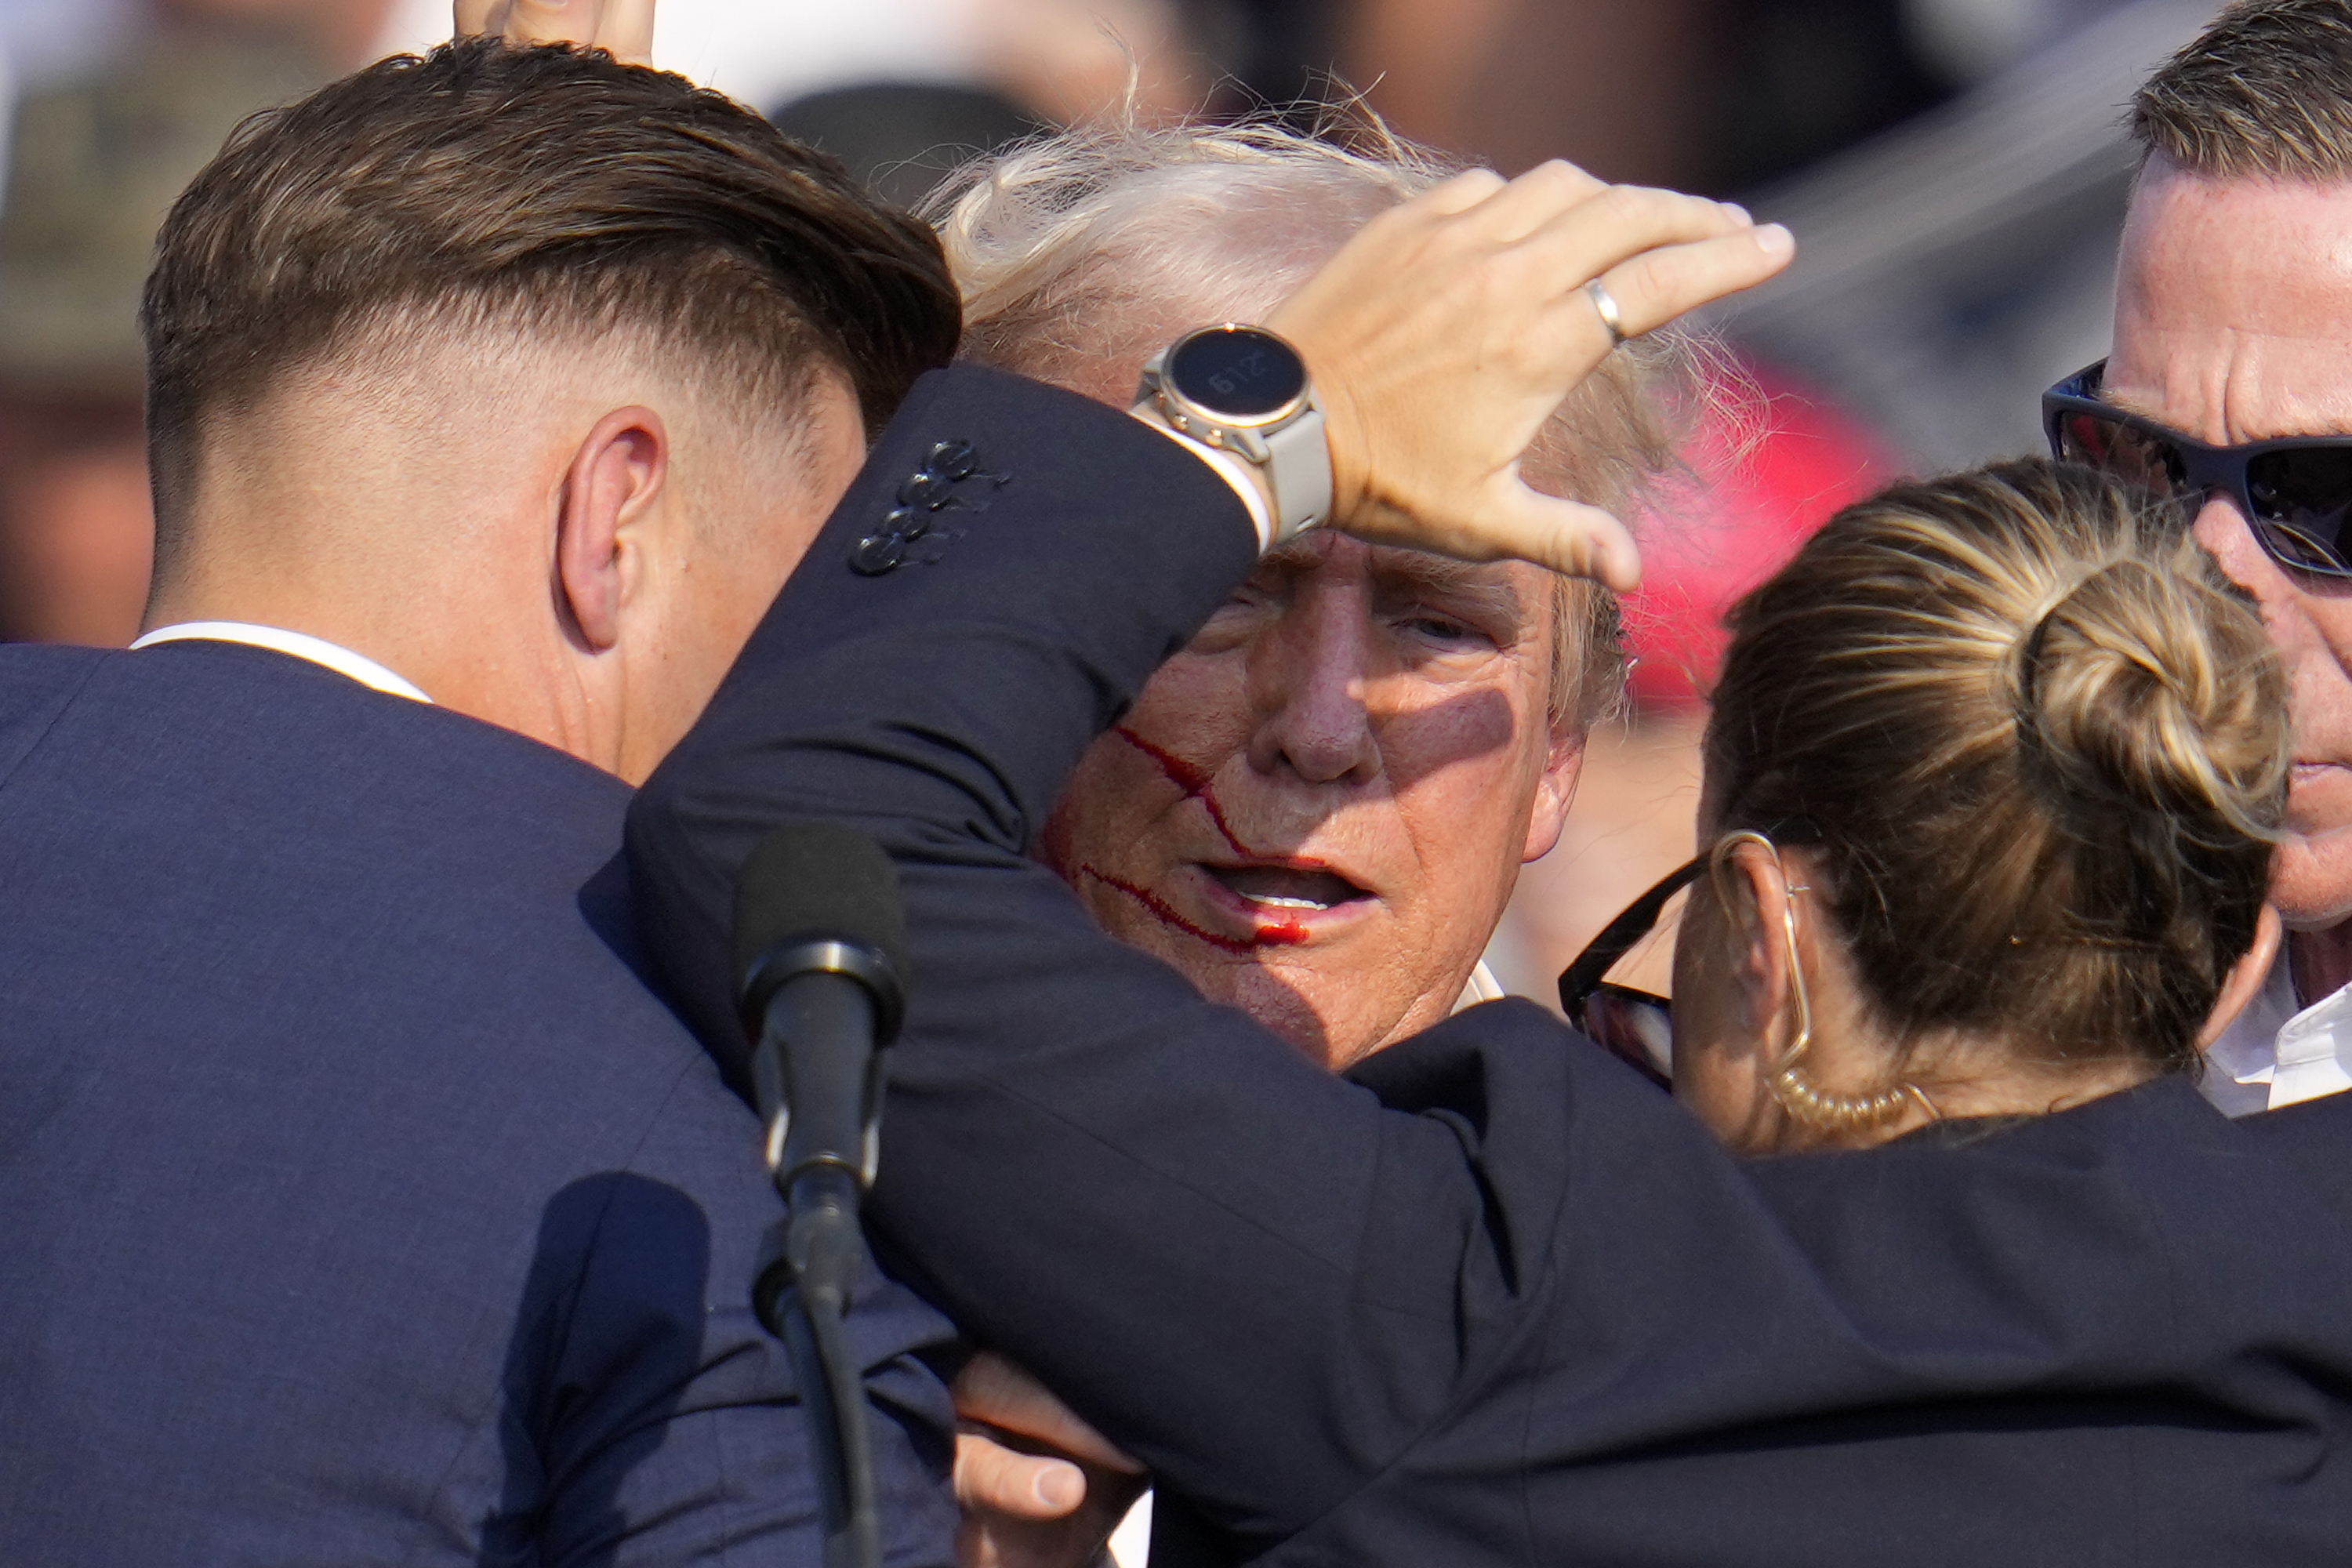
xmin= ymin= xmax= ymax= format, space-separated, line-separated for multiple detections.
xmin=1519 ymin=731 xmax=1586 ymax=862
xmin=2198 ymin=903 xmax=2283 ymax=1051
xmin=554 ymin=405 xmax=668 ymax=653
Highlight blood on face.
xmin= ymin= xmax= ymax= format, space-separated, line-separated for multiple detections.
xmin=1075 ymin=726 xmax=1316 ymax=950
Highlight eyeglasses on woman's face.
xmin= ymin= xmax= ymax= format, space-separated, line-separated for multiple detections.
xmin=1557 ymin=858 xmax=1698 ymax=1092
xmin=2043 ymin=360 xmax=2352 ymax=577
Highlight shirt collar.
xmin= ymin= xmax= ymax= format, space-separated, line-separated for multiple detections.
xmin=129 ymin=622 xmax=430 ymax=703
xmin=1453 ymin=960 xmax=1505 ymax=1014
xmin=2204 ymin=946 xmax=2352 ymax=1116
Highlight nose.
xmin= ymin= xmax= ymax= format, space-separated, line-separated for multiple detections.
xmin=1245 ymin=580 xmax=1382 ymax=786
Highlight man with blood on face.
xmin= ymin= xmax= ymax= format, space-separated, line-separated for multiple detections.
xmin=931 ymin=123 xmax=1695 ymax=1568
xmin=1036 ymin=534 xmax=1582 ymax=1066
xmin=940 ymin=121 xmax=1690 ymax=1070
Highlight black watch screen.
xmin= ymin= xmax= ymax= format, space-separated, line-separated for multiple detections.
xmin=1167 ymin=325 xmax=1307 ymax=420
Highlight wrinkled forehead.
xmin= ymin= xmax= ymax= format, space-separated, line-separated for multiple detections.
xmin=1258 ymin=532 xmax=1550 ymax=608
xmin=2112 ymin=160 xmax=2352 ymax=441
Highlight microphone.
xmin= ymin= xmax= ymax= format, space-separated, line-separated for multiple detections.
xmin=732 ymin=820 xmax=909 ymax=1568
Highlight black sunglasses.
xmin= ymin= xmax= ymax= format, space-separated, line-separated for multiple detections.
xmin=1556 ymin=857 xmax=1698 ymax=1093
xmin=2043 ymin=360 xmax=2352 ymax=577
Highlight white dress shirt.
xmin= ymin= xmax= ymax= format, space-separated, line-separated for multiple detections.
xmin=2202 ymin=949 xmax=2352 ymax=1116
xmin=129 ymin=621 xmax=431 ymax=703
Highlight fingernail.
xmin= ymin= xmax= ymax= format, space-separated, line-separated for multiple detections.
xmin=1036 ymin=1468 xmax=1084 ymax=1510
xmin=1722 ymin=201 xmax=1752 ymax=226
xmin=1754 ymin=223 xmax=1793 ymax=257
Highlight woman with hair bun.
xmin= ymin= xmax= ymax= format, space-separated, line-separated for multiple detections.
xmin=644 ymin=429 xmax=2352 ymax=1562
xmin=1576 ymin=459 xmax=2287 ymax=1150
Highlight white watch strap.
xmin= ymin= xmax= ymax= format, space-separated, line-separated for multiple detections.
xmin=1262 ymin=406 xmax=1331 ymax=546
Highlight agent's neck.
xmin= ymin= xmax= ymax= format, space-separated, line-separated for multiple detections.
xmin=147 ymin=546 xmax=608 ymax=772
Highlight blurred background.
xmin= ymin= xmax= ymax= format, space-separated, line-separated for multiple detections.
xmin=0 ymin=0 xmax=2225 ymax=996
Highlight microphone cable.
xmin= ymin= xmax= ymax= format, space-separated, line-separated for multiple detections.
xmin=734 ymin=822 xmax=911 ymax=1568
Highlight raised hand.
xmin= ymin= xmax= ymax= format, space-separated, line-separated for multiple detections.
xmin=452 ymin=0 xmax=655 ymax=64
xmin=1266 ymin=160 xmax=1794 ymax=588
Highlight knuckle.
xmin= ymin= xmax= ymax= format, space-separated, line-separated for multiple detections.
xmin=1521 ymin=158 xmax=1577 ymax=191
xmin=1595 ymin=183 xmax=1653 ymax=224
xmin=1615 ymin=249 xmax=1678 ymax=307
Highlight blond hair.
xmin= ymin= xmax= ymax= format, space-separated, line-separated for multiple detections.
xmin=1708 ymin=460 xmax=2288 ymax=1074
xmin=2132 ymin=0 xmax=2352 ymax=180
xmin=925 ymin=116 xmax=1705 ymax=730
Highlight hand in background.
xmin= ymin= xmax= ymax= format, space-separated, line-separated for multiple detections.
xmin=955 ymin=1351 xmax=1149 ymax=1568
xmin=452 ymin=0 xmax=655 ymax=64
xmin=1266 ymin=160 xmax=1794 ymax=588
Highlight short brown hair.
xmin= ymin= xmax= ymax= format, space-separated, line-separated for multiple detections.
xmin=1708 ymin=460 xmax=2286 ymax=1077
xmin=142 ymin=38 xmax=958 ymax=545
xmin=2132 ymin=0 xmax=2352 ymax=180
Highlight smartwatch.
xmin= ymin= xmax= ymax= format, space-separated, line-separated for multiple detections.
xmin=1138 ymin=324 xmax=1331 ymax=545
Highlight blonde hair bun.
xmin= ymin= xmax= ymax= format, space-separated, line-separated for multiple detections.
xmin=2019 ymin=550 xmax=2288 ymax=848
xmin=1708 ymin=459 xmax=2287 ymax=1073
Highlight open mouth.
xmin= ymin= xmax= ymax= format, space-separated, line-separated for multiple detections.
xmin=1203 ymin=863 xmax=1371 ymax=913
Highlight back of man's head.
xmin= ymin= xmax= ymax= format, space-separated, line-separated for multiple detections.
xmin=142 ymin=37 xmax=959 ymax=571
xmin=2132 ymin=0 xmax=2352 ymax=179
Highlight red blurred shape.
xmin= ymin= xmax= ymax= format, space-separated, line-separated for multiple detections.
xmin=1623 ymin=359 xmax=1900 ymax=713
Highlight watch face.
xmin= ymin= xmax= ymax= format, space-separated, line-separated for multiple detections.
xmin=1167 ymin=325 xmax=1307 ymax=421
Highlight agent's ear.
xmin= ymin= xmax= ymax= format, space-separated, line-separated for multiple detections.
xmin=2198 ymin=903 xmax=2283 ymax=1051
xmin=1519 ymin=724 xmax=1587 ymax=862
xmin=554 ymin=406 xmax=667 ymax=653
xmin=1711 ymin=836 xmax=1797 ymax=1048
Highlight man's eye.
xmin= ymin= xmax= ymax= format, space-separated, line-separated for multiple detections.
xmin=1188 ymin=593 xmax=1275 ymax=651
xmin=1402 ymin=613 xmax=1475 ymax=642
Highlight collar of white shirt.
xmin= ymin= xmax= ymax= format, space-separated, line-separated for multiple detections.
xmin=1453 ymin=960 xmax=1504 ymax=1014
xmin=132 ymin=620 xmax=1503 ymax=1007
xmin=129 ymin=621 xmax=431 ymax=704
xmin=2203 ymin=947 xmax=2352 ymax=1116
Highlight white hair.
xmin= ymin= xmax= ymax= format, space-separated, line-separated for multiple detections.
xmin=924 ymin=115 xmax=1717 ymax=728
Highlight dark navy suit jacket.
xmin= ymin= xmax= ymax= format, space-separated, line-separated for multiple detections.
xmin=0 ymin=638 xmax=956 ymax=1566
xmin=630 ymin=364 xmax=2352 ymax=1566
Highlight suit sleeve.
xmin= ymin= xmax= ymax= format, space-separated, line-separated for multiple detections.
xmin=522 ymin=1058 xmax=959 ymax=1568
xmin=624 ymin=365 xmax=1610 ymax=1549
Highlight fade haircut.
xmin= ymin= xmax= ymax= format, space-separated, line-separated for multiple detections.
xmin=931 ymin=116 xmax=1709 ymax=731
xmin=142 ymin=38 xmax=959 ymax=558
xmin=2132 ymin=0 xmax=2352 ymax=180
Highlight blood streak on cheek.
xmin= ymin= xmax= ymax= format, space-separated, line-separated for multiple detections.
xmin=1112 ymin=725 xmax=1258 ymax=862
xmin=1079 ymin=867 xmax=1254 ymax=953
xmin=1080 ymin=867 xmax=1312 ymax=951
xmin=1081 ymin=725 xmax=1319 ymax=950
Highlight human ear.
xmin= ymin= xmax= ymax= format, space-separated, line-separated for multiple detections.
xmin=554 ymin=405 xmax=666 ymax=653
xmin=2196 ymin=902 xmax=2282 ymax=1051
xmin=1519 ymin=724 xmax=1586 ymax=862
xmin=1712 ymin=837 xmax=1797 ymax=1051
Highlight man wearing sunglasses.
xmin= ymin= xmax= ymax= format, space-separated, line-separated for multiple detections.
xmin=2042 ymin=0 xmax=2352 ymax=1116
